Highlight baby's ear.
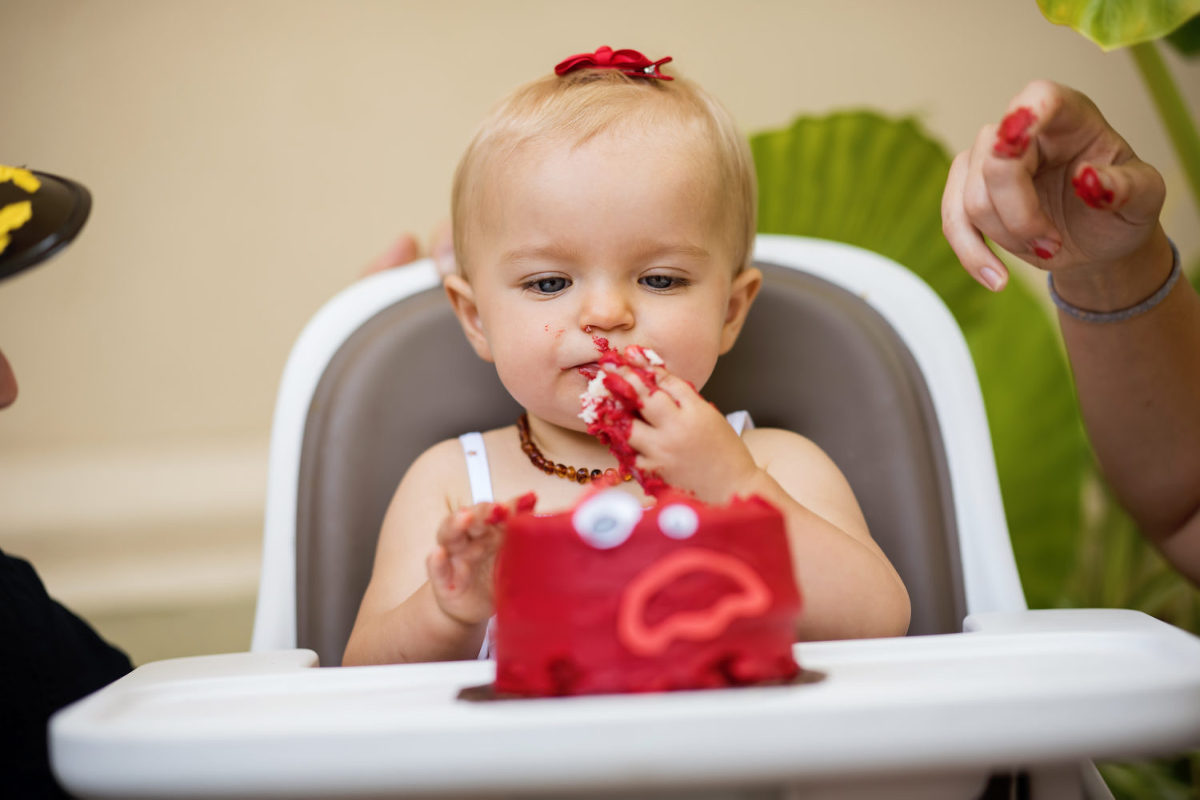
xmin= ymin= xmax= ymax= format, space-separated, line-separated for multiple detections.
xmin=718 ymin=266 xmax=763 ymax=355
xmin=444 ymin=275 xmax=494 ymax=363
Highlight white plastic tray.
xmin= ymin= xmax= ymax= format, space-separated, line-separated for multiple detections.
xmin=51 ymin=610 xmax=1200 ymax=799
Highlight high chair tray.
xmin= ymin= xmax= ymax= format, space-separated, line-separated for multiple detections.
xmin=51 ymin=609 xmax=1200 ymax=799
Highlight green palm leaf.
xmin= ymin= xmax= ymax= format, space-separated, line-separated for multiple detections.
xmin=751 ymin=111 xmax=1092 ymax=608
xmin=1037 ymin=0 xmax=1200 ymax=50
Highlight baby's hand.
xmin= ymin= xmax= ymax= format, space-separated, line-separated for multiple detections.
xmin=618 ymin=357 xmax=759 ymax=502
xmin=425 ymin=501 xmax=511 ymax=626
xmin=943 ymin=80 xmax=1166 ymax=291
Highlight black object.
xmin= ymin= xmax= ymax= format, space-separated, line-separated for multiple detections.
xmin=0 ymin=168 xmax=92 ymax=282
xmin=0 ymin=548 xmax=132 ymax=798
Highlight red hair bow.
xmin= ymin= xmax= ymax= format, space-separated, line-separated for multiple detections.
xmin=555 ymin=46 xmax=673 ymax=81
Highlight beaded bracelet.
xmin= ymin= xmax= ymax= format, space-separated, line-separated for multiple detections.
xmin=1048 ymin=237 xmax=1181 ymax=324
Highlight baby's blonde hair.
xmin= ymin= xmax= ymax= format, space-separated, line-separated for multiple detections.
xmin=451 ymin=65 xmax=756 ymax=276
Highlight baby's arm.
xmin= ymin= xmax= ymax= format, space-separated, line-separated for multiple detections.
xmin=621 ymin=365 xmax=910 ymax=639
xmin=942 ymin=80 xmax=1200 ymax=584
xmin=739 ymin=428 xmax=911 ymax=640
xmin=342 ymin=440 xmax=508 ymax=665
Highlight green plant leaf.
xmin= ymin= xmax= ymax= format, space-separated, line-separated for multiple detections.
xmin=1165 ymin=11 xmax=1200 ymax=56
xmin=1098 ymin=756 xmax=1199 ymax=800
xmin=1037 ymin=0 xmax=1200 ymax=50
xmin=750 ymin=111 xmax=1093 ymax=607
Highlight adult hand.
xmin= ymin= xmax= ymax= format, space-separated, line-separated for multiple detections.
xmin=942 ymin=80 xmax=1167 ymax=296
xmin=361 ymin=220 xmax=456 ymax=278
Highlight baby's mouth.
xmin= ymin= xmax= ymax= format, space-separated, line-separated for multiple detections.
xmin=576 ymin=362 xmax=601 ymax=380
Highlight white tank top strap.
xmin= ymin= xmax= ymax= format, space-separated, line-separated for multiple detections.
xmin=458 ymin=431 xmax=494 ymax=504
xmin=725 ymin=410 xmax=754 ymax=435
xmin=477 ymin=617 xmax=495 ymax=660
xmin=459 ymin=431 xmax=495 ymax=660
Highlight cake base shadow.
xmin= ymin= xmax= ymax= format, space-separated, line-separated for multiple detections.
xmin=457 ymin=668 xmax=827 ymax=702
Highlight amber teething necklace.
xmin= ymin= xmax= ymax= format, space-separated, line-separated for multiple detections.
xmin=517 ymin=413 xmax=632 ymax=484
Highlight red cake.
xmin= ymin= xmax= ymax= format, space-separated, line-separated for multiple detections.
xmin=489 ymin=341 xmax=802 ymax=697
xmin=493 ymin=488 xmax=802 ymax=696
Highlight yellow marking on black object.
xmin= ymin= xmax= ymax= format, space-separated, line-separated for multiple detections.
xmin=0 ymin=165 xmax=41 ymax=193
xmin=0 ymin=201 xmax=33 ymax=255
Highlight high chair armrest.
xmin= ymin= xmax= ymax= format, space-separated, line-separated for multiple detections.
xmin=99 ymin=649 xmax=319 ymax=691
xmin=963 ymin=608 xmax=1199 ymax=642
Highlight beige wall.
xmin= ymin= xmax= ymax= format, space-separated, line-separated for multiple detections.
xmin=3 ymin=0 xmax=1199 ymax=664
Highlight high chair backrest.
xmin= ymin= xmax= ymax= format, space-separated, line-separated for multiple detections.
xmin=252 ymin=234 xmax=1026 ymax=666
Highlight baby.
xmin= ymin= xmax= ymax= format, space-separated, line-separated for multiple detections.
xmin=342 ymin=47 xmax=910 ymax=666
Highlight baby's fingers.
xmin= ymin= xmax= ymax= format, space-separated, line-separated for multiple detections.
xmin=426 ymin=546 xmax=454 ymax=591
xmin=438 ymin=508 xmax=477 ymax=546
xmin=639 ymin=371 xmax=702 ymax=425
xmin=1072 ymin=161 xmax=1165 ymax=224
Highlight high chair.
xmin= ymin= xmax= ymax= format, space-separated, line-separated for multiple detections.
xmin=250 ymin=234 xmax=1022 ymax=664
xmin=50 ymin=235 xmax=1200 ymax=800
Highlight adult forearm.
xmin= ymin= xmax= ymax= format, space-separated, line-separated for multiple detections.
xmin=1055 ymin=230 xmax=1200 ymax=543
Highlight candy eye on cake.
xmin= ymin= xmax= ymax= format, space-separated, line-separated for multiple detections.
xmin=571 ymin=489 xmax=643 ymax=549
xmin=657 ymin=503 xmax=699 ymax=539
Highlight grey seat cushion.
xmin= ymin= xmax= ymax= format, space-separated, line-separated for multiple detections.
xmin=296 ymin=262 xmax=965 ymax=666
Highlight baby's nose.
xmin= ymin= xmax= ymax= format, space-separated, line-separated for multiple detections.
xmin=579 ymin=285 xmax=634 ymax=332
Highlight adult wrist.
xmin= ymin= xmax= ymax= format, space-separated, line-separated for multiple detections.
xmin=1048 ymin=228 xmax=1175 ymax=317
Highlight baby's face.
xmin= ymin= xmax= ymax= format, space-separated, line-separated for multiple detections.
xmin=459 ymin=127 xmax=745 ymax=432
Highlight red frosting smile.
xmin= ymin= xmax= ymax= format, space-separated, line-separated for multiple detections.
xmin=617 ymin=547 xmax=772 ymax=657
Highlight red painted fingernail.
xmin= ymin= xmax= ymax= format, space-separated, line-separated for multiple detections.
xmin=1072 ymin=166 xmax=1114 ymax=209
xmin=1030 ymin=238 xmax=1060 ymax=260
xmin=993 ymin=106 xmax=1037 ymax=158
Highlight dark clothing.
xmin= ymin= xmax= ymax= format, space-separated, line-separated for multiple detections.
xmin=1 ymin=547 xmax=132 ymax=798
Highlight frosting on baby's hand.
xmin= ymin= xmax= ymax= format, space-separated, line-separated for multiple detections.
xmin=578 ymin=339 xmax=669 ymax=496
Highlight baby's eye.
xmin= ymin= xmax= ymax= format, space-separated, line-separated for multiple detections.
xmin=526 ymin=276 xmax=570 ymax=294
xmin=640 ymin=274 xmax=686 ymax=291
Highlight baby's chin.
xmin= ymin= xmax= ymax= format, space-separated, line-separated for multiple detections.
xmin=525 ymin=409 xmax=593 ymax=435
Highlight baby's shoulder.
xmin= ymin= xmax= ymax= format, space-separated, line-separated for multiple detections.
xmin=742 ymin=426 xmax=843 ymax=474
xmin=742 ymin=425 xmax=822 ymax=455
xmin=400 ymin=425 xmax=518 ymax=501
xmin=396 ymin=436 xmax=472 ymax=504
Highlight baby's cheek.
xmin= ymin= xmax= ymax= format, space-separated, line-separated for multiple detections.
xmin=662 ymin=333 xmax=722 ymax=390
xmin=493 ymin=357 xmax=537 ymax=397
